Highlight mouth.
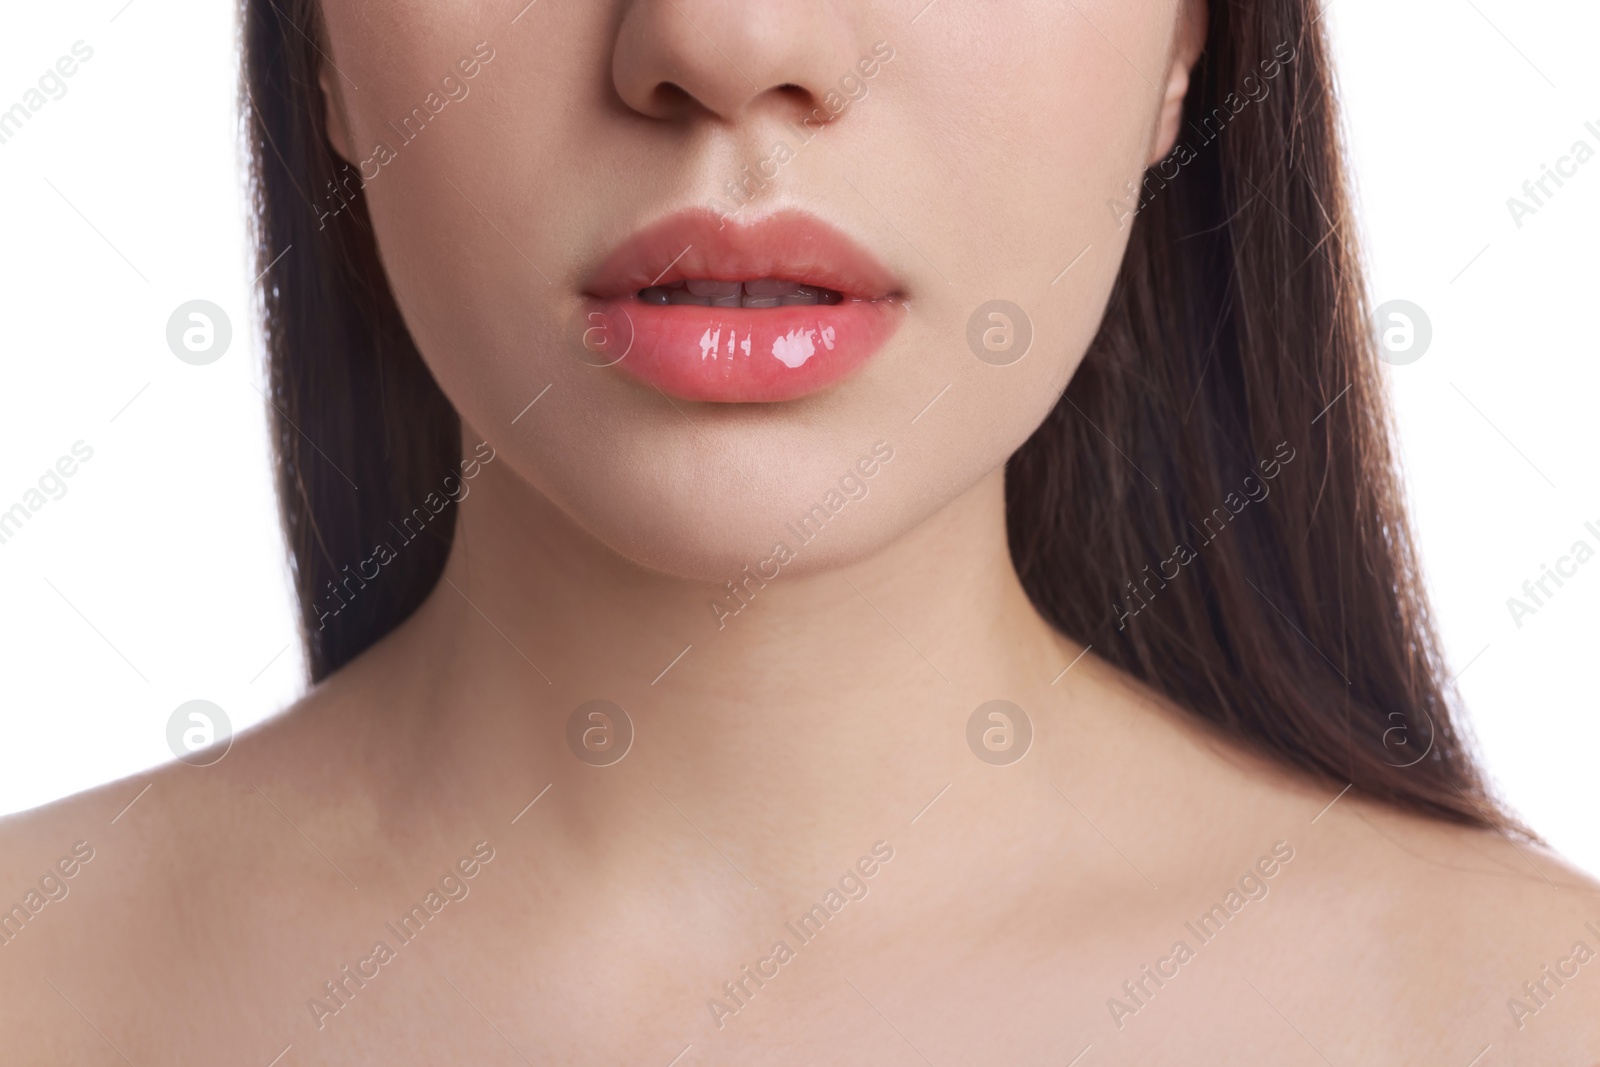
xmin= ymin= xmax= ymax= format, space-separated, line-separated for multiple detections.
xmin=578 ymin=209 xmax=907 ymax=403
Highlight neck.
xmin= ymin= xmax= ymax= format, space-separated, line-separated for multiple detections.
xmin=366 ymin=449 xmax=1081 ymax=874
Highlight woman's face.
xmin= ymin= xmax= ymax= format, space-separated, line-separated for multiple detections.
xmin=317 ymin=0 xmax=1199 ymax=579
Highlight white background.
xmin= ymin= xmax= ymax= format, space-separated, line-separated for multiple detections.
xmin=1 ymin=1 xmax=1595 ymax=874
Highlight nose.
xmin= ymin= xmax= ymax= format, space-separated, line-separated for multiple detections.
xmin=613 ymin=1 xmax=861 ymax=124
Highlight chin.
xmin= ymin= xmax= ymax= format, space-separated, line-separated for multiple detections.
xmin=483 ymin=405 xmax=942 ymax=583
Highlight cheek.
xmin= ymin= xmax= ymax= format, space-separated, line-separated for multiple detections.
xmin=877 ymin=5 xmax=1164 ymax=448
xmin=328 ymin=7 xmax=627 ymax=472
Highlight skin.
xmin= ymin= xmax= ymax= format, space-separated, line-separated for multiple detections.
xmin=4 ymin=0 xmax=1599 ymax=1063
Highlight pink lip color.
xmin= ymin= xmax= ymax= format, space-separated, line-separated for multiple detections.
xmin=579 ymin=209 xmax=906 ymax=403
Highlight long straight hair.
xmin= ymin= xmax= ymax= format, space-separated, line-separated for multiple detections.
xmin=242 ymin=0 xmax=1510 ymax=829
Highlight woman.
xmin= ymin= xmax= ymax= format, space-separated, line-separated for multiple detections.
xmin=3 ymin=0 xmax=1596 ymax=1062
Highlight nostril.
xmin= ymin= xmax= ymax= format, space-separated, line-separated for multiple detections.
xmin=773 ymin=83 xmax=812 ymax=106
xmin=648 ymin=81 xmax=698 ymax=117
xmin=641 ymin=80 xmax=814 ymax=123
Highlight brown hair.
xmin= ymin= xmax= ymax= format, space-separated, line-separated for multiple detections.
xmin=243 ymin=0 xmax=1510 ymax=829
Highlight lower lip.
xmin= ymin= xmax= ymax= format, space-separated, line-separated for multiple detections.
xmin=573 ymin=297 xmax=905 ymax=403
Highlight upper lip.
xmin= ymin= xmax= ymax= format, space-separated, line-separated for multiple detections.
xmin=583 ymin=208 xmax=903 ymax=302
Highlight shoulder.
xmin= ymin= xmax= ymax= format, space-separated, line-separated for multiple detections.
xmin=1273 ymin=792 xmax=1600 ymax=1062
xmin=0 ymin=673 xmax=397 ymax=1059
xmin=1057 ymin=650 xmax=1600 ymax=1060
xmin=0 ymin=659 xmax=400 ymax=917
xmin=0 ymin=771 xmax=155 ymax=957
xmin=0 ymin=768 xmax=185 ymax=1060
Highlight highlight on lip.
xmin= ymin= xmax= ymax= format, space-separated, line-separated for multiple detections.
xmin=664 ymin=316 xmax=837 ymax=368
xmin=578 ymin=209 xmax=907 ymax=403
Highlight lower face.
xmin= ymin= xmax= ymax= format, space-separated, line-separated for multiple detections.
xmin=316 ymin=0 xmax=1179 ymax=579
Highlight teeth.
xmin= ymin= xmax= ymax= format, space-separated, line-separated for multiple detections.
xmin=686 ymin=280 xmax=741 ymax=299
xmin=637 ymin=278 xmax=846 ymax=308
xmin=743 ymin=279 xmax=810 ymax=298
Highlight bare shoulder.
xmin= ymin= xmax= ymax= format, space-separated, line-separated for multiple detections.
xmin=0 ymin=670 xmax=399 ymax=1062
xmin=0 ymin=759 xmax=202 ymax=1061
xmin=1033 ymin=651 xmax=1600 ymax=1061
xmin=0 ymin=776 xmax=126 ymax=956
xmin=1282 ymin=793 xmax=1600 ymax=1062
xmin=0 ymin=759 xmax=184 ymax=959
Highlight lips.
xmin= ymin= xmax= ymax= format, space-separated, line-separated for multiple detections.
xmin=579 ymin=209 xmax=906 ymax=402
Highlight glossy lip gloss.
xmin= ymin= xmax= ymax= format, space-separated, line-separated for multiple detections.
xmin=578 ymin=209 xmax=907 ymax=403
